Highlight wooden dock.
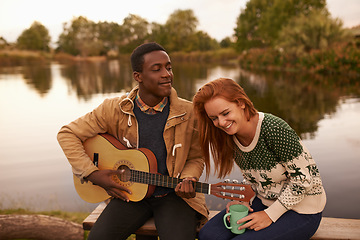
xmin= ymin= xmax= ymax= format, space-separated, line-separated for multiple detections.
xmin=83 ymin=202 xmax=360 ymax=240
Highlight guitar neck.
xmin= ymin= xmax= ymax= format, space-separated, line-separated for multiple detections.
xmin=129 ymin=169 xmax=210 ymax=194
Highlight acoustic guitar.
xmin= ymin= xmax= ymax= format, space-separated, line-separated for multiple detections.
xmin=73 ymin=133 xmax=255 ymax=203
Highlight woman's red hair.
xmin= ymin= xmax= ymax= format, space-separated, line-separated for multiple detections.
xmin=193 ymin=78 xmax=257 ymax=179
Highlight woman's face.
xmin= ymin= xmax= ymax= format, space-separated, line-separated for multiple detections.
xmin=204 ymin=96 xmax=246 ymax=136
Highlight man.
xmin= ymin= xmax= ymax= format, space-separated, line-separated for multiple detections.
xmin=57 ymin=42 xmax=208 ymax=239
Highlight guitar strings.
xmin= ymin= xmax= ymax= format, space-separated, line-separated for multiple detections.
xmin=128 ymin=169 xmax=209 ymax=193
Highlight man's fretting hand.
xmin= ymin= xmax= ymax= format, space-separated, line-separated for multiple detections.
xmin=175 ymin=177 xmax=197 ymax=198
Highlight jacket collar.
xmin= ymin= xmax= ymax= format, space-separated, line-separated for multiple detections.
xmin=119 ymin=86 xmax=187 ymax=118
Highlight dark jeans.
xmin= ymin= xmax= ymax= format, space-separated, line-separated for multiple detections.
xmin=199 ymin=197 xmax=322 ymax=240
xmin=88 ymin=192 xmax=198 ymax=240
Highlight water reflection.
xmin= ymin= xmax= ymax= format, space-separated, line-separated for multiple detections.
xmin=22 ymin=62 xmax=52 ymax=96
xmin=237 ymin=70 xmax=339 ymax=138
xmin=59 ymin=60 xmax=134 ymax=100
xmin=0 ymin=59 xmax=359 ymax=219
xmin=48 ymin=59 xmax=360 ymax=138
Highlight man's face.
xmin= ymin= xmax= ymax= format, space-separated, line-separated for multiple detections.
xmin=134 ymin=50 xmax=173 ymax=106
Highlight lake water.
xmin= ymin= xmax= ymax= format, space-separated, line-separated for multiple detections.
xmin=0 ymin=60 xmax=359 ymax=219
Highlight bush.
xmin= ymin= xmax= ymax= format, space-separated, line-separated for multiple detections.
xmin=239 ymin=41 xmax=360 ymax=77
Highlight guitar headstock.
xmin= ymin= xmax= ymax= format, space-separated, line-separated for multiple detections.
xmin=210 ymin=179 xmax=255 ymax=202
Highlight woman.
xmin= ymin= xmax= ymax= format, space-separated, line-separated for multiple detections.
xmin=193 ymin=78 xmax=326 ymax=240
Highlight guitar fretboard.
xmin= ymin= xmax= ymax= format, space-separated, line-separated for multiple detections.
xmin=129 ymin=169 xmax=210 ymax=194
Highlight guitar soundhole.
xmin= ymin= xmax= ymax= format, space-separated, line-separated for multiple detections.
xmin=117 ymin=165 xmax=131 ymax=182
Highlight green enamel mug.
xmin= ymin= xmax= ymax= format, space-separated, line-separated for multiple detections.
xmin=223 ymin=204 xmax=249 ymax=234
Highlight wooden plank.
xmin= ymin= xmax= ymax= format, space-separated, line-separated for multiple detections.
xmin=134 ymin=218 xmax=158 ymax=236
xmin=82 ymin=202 xmax=106 ymax=230
xmin=312 ymin=217 xmax=360 ymax=240
xmin=83 ymin=203 xmax=360 ymax=240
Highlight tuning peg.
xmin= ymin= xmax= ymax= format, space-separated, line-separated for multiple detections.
xmin=223 ymin=179 xmax=230 ymax=189
xmin=231 ymin=180 xmax=238 ymax=190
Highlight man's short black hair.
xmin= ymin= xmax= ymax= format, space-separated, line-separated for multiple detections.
xmin=130 ymin=42 xmax=167 ymax=72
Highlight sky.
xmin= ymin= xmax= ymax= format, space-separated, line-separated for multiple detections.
xmin=0 ymin=0 xmax=359 ymax=45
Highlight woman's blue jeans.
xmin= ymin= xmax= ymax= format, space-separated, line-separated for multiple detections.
xmin=199 ymin=197 xmax=322 ymax=240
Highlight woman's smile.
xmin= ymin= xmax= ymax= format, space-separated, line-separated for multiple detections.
xmin=222 ymin=121 xmax=234 ymax=132
xmin=224 ymin=121 xmax=233 ymax=130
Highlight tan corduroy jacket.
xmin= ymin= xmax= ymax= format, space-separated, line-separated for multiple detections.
xmin=57 ymin=86 xmax=209 ymax=225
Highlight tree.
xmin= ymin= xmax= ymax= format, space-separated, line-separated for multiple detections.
xmin=97 ymin=21 xmax=123 ymax=55
xmin=234 ymin=0 xmax=272 ymax=51
xmin=277 ymin=9 xmax=346 ymax=54
xmin=234 ymin=0 xmax=327 ymax=51
xmin=16 ymin=21 xmax=51 ymax=51
xmin=0 ymin=36 xmax=8 ymax=49
xmin=220 ymin=37 xmax=233 ymax=48
xmin=164 ymin=9 xmax=199 ymax=52
xmin=57 ymin=16 xmax=103 ymax=56
xmin=149 ymin=9 xmax=219 ymax=52
xmin=55 ymin=9 xmax=219 ymax=55
xmin=148 ymin=22 xmax=168 ymax=48
xmin=118 ymin=14 xmax=150 ymax=53
xmin=193 ymin=31 xmax=219 ymax=51
xmin=259 ymin=0 xmax=327 ymax=46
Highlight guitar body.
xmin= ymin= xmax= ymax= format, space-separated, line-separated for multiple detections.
xmin=73 ymin=133 xmax=157 ymax=203
xmin=74 ymin=134 xmax=255 ymax=203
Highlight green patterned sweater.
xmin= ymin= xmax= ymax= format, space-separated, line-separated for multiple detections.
xmin=234 ymin=113 xmax=326 ymax=222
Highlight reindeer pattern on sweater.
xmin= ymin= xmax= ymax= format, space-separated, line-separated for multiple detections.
xmin=233 ymin=113 xmax=326 ymax=221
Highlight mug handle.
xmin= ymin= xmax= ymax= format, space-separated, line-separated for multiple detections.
xmin=223 ymin=213 xmax=232 ymax=229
